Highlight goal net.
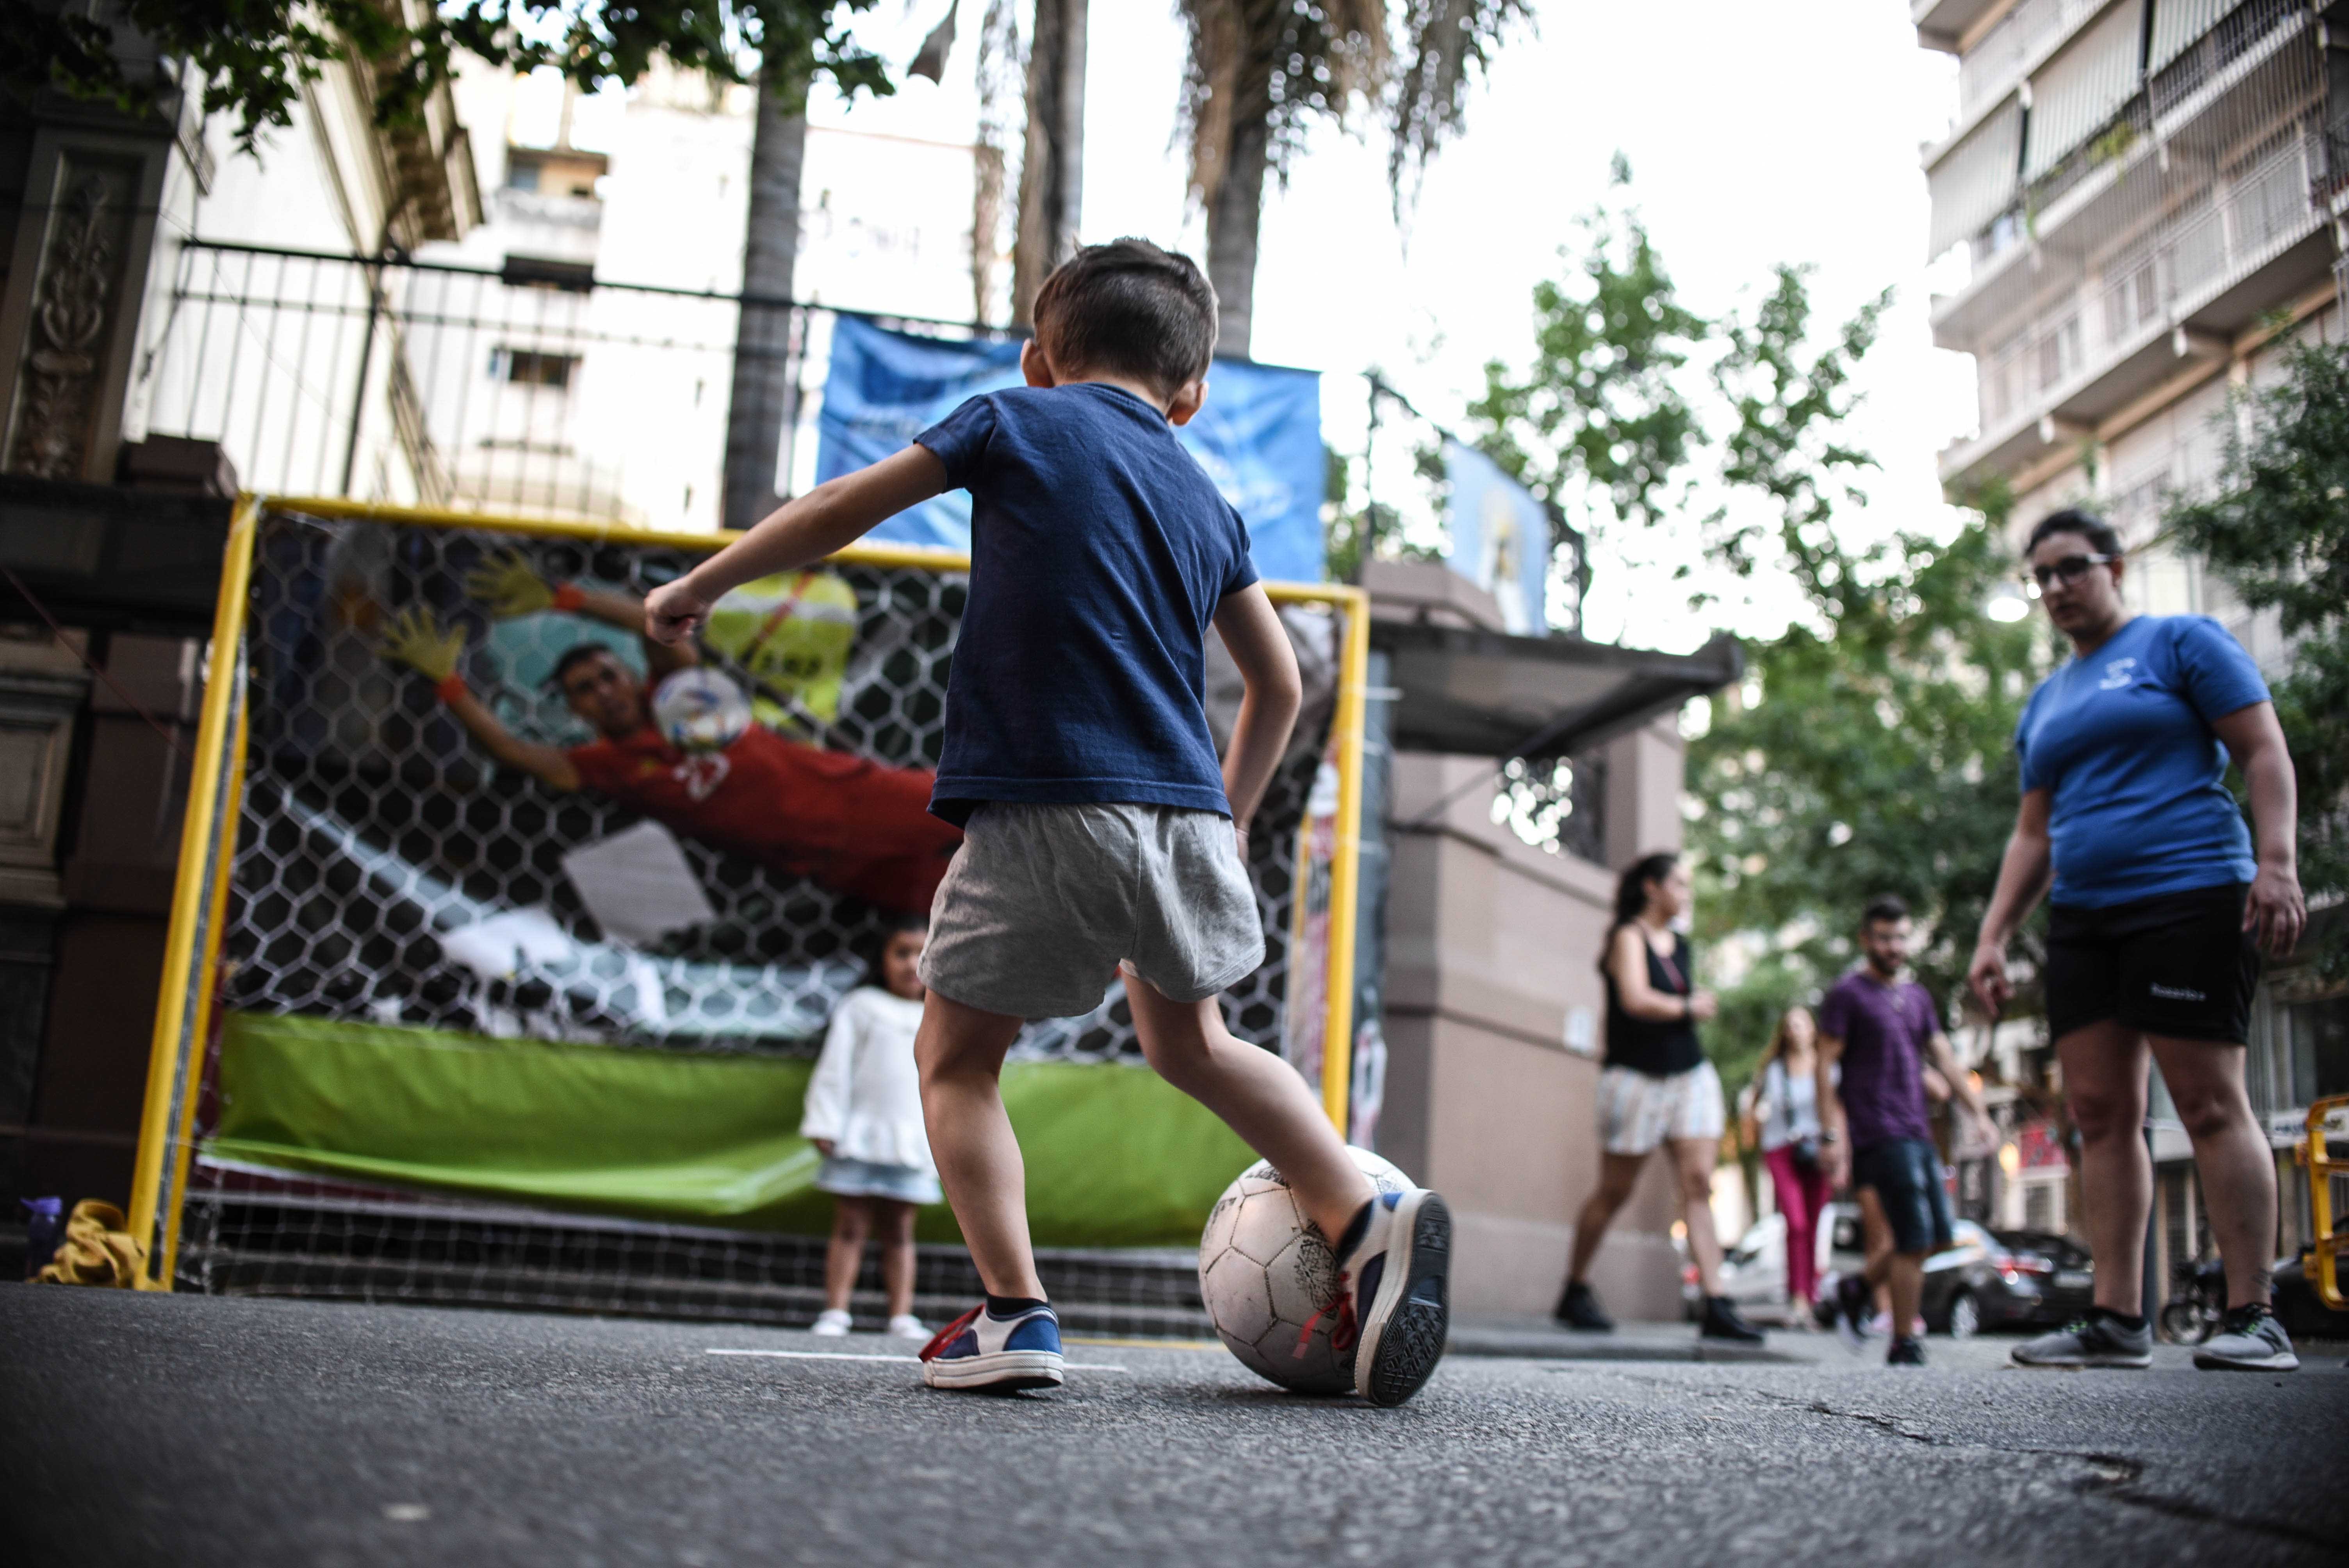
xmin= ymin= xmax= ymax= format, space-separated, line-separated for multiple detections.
xmin=131 ymin=500 xmax=1367 ymax=1334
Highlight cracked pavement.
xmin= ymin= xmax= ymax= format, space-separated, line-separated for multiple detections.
xmin=4 ymin=1287 xmax=2341 ymax=1566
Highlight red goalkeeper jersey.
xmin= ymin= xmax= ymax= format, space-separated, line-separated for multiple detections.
xmin=567 ymin=721 xmax=959 ymax=914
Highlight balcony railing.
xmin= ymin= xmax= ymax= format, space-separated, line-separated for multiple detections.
xmin=1934 ymin=0 xmax=2308 ymax=344
xmin=1975 ymin=123 xmax=2321 ymax=429
xmin=1953 ymin=0 xmax=2104 ymax=127
xmin=1963 ymin=120 xmax=2324 ymax=460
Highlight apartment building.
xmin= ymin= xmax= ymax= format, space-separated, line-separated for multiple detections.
xmin=1914 ymin=0 xmax=2348 ymax=1271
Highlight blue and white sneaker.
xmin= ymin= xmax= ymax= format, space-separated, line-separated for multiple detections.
xmin=1338 ymin=1187 xmax=1451 ymax=1407
xmin=918 ymin=1301 xmax=1065 ymax=1392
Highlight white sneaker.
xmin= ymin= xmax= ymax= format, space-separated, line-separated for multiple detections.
xmin=918 ymin=1301 xmax=1064 ymax=1392
xmin=887 ymin=1314 xmax=927 ymax=1340
xmin=810 ymin=1309 xmax=853 ymax=1337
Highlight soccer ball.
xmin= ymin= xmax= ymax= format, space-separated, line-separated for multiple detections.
xmin=650 ymin=666 xmax=752 ymax=752
xmin=1198 ymin=1146 xmax=1411 ymax=1394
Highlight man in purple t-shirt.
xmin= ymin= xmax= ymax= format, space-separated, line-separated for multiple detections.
xmin=1816 ymin=896 xmax=1995 ymax=1366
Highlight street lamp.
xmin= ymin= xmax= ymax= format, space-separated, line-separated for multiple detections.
xmin=1985 ymin=581 xmax=2032 ymax=622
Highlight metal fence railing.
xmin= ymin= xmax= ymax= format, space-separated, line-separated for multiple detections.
xmin=130 ymin=240 xmax=994 ymax=535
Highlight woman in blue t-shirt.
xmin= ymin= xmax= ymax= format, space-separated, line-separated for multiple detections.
xmin=1969 ymin=508 xmax=2304 ymax=1374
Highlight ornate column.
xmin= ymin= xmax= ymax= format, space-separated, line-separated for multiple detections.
xmin=0 ymin=121 xmax=174 ymax=484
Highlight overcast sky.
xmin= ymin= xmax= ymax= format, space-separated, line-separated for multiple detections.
xmin=802 ymin=1 xmax=1982 ymax=646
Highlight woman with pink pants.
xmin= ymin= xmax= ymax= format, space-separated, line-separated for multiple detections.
xmin=1749 ymin=1007 xmax=1831 ymax=1320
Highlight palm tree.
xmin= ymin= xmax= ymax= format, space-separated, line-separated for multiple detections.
xmin=1177 ymin=0 xmax=1529 ymax=358
xmin=722 ymin=58 xmax=813 ymax=531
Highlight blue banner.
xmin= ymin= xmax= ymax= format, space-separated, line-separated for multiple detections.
xmin=817 ymin=316 xmax=1326 ymax=583
xmin=1444 ymin=440 xmax=1549 ymax=635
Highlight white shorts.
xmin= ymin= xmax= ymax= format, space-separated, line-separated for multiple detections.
xmin=1597 ymin=1061 xmax=1726 ymax=1156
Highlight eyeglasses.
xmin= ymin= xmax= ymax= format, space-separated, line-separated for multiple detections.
xmin=2023 ymin=552 xmax=2117 ymax=593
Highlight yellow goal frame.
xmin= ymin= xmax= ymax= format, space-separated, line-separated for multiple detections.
xmin=124 ymin=496 xmax=1370 ymax=1288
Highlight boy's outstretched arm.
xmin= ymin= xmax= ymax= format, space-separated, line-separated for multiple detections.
xmin=645 ymin=446 xmax=949 ymax=645
xmin=1211 ymin=584 xmax=1303 ymax=845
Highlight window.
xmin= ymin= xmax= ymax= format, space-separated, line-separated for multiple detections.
xmin=2101 ymin=251 xmax=2162 ymax=344
xmin=502 ymin=148 xmax=607 ymax=202
xmin=2035 ymin=313 xmax=2083 ymax=391
xmin=489 ymin=347 xmax=579 ymax=389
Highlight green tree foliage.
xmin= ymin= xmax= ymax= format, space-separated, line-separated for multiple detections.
xmin=1463 ymin=156 xmax=1708 ymax=597
xmin=1466 ymin=194 xmax=2052 ymax=1095
xmin=1176 ymin=0 xmax=1527 ymax=354
xmin=1688 ymin=268 xmax=2046 ymax=1065
xmin=3 ymin=0 xmax=891 ymax=156
xmin=2163 ymin=335 xmax=2349 ymax=977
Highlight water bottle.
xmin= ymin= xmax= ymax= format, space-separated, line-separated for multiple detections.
xmin=22 ymin=1196 xmax=63 ymax=1279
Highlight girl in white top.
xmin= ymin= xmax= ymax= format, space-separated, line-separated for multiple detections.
xmin=802 ymin=914 xmax=940 ymax=1338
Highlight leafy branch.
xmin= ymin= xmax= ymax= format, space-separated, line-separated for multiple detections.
xmin=1 ymin=0 xmax=893 ymax=158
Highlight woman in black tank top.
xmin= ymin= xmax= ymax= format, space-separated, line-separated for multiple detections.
xmin=1552 ymin=852 xmax=1763 ymax=1344
xmin=1602 ymin=927 xmax=1704 ymax=1077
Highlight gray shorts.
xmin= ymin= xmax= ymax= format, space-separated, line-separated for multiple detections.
xmin=917 ymin=802 xmax=1265 ymax=1020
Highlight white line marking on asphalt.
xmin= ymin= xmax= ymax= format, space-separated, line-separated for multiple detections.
xmin=704 ymin=1348 xmax=1129 ymax=1372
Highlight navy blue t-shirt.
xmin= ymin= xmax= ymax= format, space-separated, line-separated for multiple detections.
xmin=2014 ymin=614 xmax=2269 ymax=908
xmin=914 ymin=383 xmax=1258 ymax=827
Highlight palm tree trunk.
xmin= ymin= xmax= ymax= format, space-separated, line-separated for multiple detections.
xmin=723 ymin=63 xmax=809 ymax=530
xmin=1012 ymin=0 xmax=1088 ymax=325
xmin=1205 ymin=82 xmax=1271 ymax=359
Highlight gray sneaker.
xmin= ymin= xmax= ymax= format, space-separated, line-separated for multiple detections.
xmin=2012 ymin=1311 xmax=2153 ymax=1368
xmin=2193 ymin=1304 xmax=2299 ymax=1372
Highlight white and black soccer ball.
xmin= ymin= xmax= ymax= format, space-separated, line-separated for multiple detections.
xmin=650 ymin=666 xmax=752 ymax=752
xmin=1198 ymin=1146 xmax=1411 ymax=1394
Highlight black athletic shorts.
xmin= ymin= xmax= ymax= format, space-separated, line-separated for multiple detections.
xmin=1851 ymin=1137 xmax=1955 ymax=1257
xmin=2043 ymin=882 xmax=2259 ymax=1045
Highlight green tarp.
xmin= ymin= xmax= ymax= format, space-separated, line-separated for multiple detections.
xmin=209 ymin=1012 xmax=1252 ymax=1247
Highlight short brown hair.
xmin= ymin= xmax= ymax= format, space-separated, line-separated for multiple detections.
xmin=1031 ymin=239 xmax=1217 ymax=395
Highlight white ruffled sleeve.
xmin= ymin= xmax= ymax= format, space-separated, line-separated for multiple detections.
xmin=799 ymin=996 xmax=862 ymax=1142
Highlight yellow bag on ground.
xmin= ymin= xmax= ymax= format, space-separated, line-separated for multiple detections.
xmin=36 ymin=1199 xmax=145 ymax=1286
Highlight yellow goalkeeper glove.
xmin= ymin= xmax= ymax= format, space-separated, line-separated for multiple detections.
xmin=465 ymin=550 xmax=564 ymax=619
xmin=379 ymin=606 xmax=467 ymax=687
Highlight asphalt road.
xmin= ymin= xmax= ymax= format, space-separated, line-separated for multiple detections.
xmin=4 ymin=1286 xmax=2342 ymax=1568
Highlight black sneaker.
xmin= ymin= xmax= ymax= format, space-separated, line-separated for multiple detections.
xmin=2012 ymin=1310 xmax=2152 ymax=1368
xmin=2193 ymin=1304 xmax=2299 ymax=1372
xmin=1699 ymin=1295 xmax=1766 ymax=1343
xmin=1553 ymin=1279 xmax=1613 ymax=1333
xmin=1886 ymin=1336 xmax=1927 ymax=1367
xmin=1340 ymin=1187 xmax=1452 ymax=1407
xmin=1831 ymin=1273 xmax=1874 ymax=1354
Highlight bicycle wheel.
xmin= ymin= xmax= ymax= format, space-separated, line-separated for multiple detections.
xmin=2158 ymin=1301 xmax=2213 ymax=1345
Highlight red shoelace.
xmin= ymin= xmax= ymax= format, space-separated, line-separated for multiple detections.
xmin=919 ymin=1304 xmax=984 ymax=1362
xmin=1293 ymin=1273 xmax=1360 ymax=1360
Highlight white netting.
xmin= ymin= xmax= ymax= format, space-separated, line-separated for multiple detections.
xmin=173 ymin=506 xmax=1346 ymax=1327
xmin=219 ymin=506 xmax=1334 ymax=1061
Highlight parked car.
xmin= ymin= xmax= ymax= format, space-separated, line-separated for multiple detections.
xmin=1810 ymin=1217 xmax=2096 ymax=1337
xmin=1973 ymin=1227 xmax=2097 ymax=1333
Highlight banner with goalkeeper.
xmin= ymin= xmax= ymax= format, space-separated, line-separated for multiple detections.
xmin=228 ymin=515 xmax=978 ymax=1052
xmin=226 ymin=510 xmax=1336 ymax=1064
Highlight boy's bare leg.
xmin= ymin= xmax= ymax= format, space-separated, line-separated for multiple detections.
xmin=915 ymin=990 xmax=1046 ymax=1300
xmin=1126 ymin=976 xmax=1375 ymax=1243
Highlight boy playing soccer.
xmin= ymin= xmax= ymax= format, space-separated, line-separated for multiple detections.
xmin=644 ymin=239 xmax=1451 ymax=1407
